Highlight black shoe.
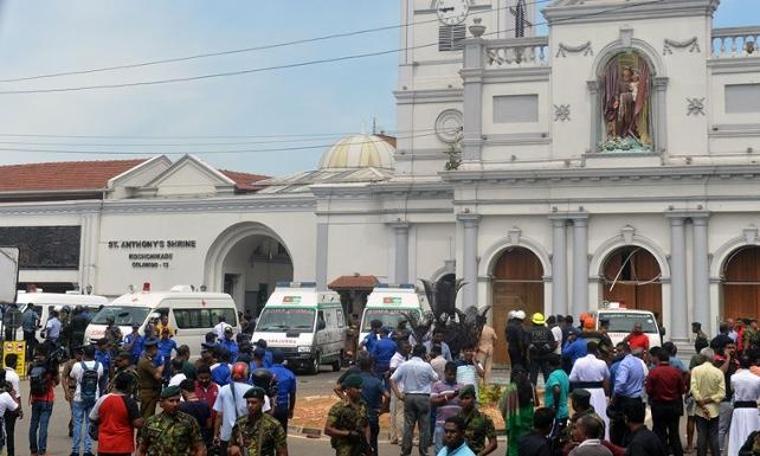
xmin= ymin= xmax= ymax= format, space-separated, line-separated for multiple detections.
xmin=83 ymin=452 xmax=95 ymax=456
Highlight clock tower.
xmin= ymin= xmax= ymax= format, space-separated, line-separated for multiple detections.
xmin=395 ymin=0 xmax=536 ymax=177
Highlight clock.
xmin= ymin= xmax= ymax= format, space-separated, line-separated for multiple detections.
xmin=435 ymin=0 xmax=470 ymax=26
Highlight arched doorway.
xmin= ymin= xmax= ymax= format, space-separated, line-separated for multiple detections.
xmin=600 ymin=246 xmax=662 ymax=318
xmin=205 ymin=223 xmax=294 ymax=316
xmin=491 ymin=247 xmax=544 ymax=364
xmin=721 ymin=246 xmax=760 ymax=319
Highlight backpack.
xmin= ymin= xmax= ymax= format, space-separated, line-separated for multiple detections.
xmin=29 ymin=363 xmax=48 ymax=396
xmin=529 ymin=326 xmax=556 ymax=357
xmin=80 ymin=361 xmax=100 ymax=406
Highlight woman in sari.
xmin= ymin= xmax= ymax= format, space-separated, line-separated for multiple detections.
xmin=499 ymin=366 xmax=538 ymax=456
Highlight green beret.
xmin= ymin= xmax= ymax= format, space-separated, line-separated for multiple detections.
xmin=341 ymin=374 xmax=363 ymax=389
xmin=160 ymin=385 xmax=181 ymax=399
xmin=243 ymin=386 xmax=267 ymax=400
xmin=458 ymin=385 xmax=476 ymax=398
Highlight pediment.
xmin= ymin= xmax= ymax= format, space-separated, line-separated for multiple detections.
xmin=141 ymin=154 xmax=235 ymax=198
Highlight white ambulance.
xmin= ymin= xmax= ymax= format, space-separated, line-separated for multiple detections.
xmin=84 ymin=284 xmax=239 ymax=356
xmin=252 ymin=282 xmax=346 ymax=374
xmin=358 ymin=284 xmax=424 ymax=344
xmin=595 ymin=302 xmax=664 ymax=348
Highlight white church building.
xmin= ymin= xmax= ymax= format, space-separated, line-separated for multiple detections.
xmin=1 ymin=0 xmax=759 ymax=363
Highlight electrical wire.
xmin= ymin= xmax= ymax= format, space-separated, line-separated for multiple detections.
xmin=0 ymin=0 xmax=555 ymax=84
xmin=0 ymin=0 xmax=664 ymax=95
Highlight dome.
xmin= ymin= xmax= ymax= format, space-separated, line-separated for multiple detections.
xmin=319 ymin=134 xmax=394 ymax=169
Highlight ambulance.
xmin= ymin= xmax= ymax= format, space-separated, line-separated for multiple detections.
xmin=252 ymin=282 xmax=346 ymax=374
xmin=358 ymin=283 xmax=424 ymax=344
xmin=595 ymin=301 xmax=664 ymax=348
xmin=84 ymin=284 xmax=239 ymax=356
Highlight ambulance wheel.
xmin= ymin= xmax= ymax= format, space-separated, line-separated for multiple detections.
xmin=331 ymin=353 xmax=342 ymax=372
xmin=309 ymin=353 xmax=321 ymax=375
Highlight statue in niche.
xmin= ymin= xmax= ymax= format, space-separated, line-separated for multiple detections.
xmin=600 ymin=51 xmax=652 ymax=152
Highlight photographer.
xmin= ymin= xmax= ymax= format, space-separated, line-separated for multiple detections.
xmin=28 ymin=346 xmax=60 ymax=456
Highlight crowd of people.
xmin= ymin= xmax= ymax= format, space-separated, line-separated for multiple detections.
xmin=0 ymin=302 xmax=758 ymax=456
xmin=0 ymin=306 xmax=291 ymax=456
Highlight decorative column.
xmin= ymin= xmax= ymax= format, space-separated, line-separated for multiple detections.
xmin=587 ymin=81 xmax=600 ymax=153
xmin=461 ymin=24 xmax=486 ymax=163
xmin=550 ymin=217 xmax=568 ymax=315
xmin=667 ymin=215 xmax=688 ymax=340
xmin=653 ymin=77 xmax=669 ymax=153
xmin=571 ymin=215 xmax=589 ymax=317
xmin=459 ymin=214 xmax=481 ymax=308
xmin=315 ymin=222 xmax=329 ymax=290
xmin=692 ymin=214 xmax=711 ymax=331
xmin=392 ymin=222 xmax=410 ymax=284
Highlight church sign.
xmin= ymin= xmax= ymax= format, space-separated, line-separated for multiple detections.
xmin=107 ymin=239 xmax=197 ymax=269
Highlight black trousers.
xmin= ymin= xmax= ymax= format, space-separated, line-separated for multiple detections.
xmin=610 ymin=396 xmax=643 ymax=446
xmin=4 ymin=410 xmax=16 ymax=456
xmin=651 ymin=400 xmax=683 ymax=456
xmin=273 ymin=405 xmax=289 ymax=433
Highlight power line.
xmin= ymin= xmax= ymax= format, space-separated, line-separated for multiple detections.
xmin=0 ymin=130 xmax=447 ymax=156
xmin=0 ymin=0 xmax=554 ymax=84
xmin=0 ymin=0 xmax=661 ymax=95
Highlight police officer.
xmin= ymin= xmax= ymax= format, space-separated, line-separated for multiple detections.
xmin=137 ymin=385 xmax=205 ymax=456
xmin=228 ymin=386 xmax=288 ymax=456
xmin=137 ymin=337 xmax=164 ymax=419
xmin=324 ymin=374 xmax=372 ymax=456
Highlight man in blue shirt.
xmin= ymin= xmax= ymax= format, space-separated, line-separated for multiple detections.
xmin=211 ymin=347 xmax=232 ymax=387
xmin=268 ymin=351 xmax=297 ymax=431
xmin=610 ymin=345 xmax=645 ymax=445
xmin=370 ymin=327 xmax=397 ymax=377
xmin=437 ymin=416 xmax=476 ymax=456
xmin=357 ymin=352 xmax=388 ymax=455
xmin=94 ymin=337 xmax=112 ymax=380
xmin=255 ymin=339 xmax=273 ymax=367
xmin=123 ymin=322 xmax=144 ymax=365
xmin=219 ymin=327 xmax=239 ymax=362
xmin=360 ymin=319 xmax=383 ymax=353
xmin=562 ymin=333 xmax=588 ymax=370
xmin=424 ymin=329 xmax=453 ymax=362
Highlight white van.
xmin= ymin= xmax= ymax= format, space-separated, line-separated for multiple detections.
xmin=252 ymin=282 xmax=345 ymax=374
xmin=359 ymin=284 xmax=424 ymax=344
xmin=84 ymin=285 xmax=239 ymax=356
xmin=596 ymin=302 xmax=664 ymax=348
xmin=15 ymin=291 xmax=109 ymax=341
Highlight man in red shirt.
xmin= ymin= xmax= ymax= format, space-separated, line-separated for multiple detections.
xmin=645 ymin=349 xmax=686 ymax=456
xmin=28 ymin=347 xmax=59 ymax=456
xmin=90 ymin=372 xmax=144 ymax=455
xmin=194 ymin=365 xmax=219 ymax=422
xmin=625 ymin=323 xmax=650 ymax=352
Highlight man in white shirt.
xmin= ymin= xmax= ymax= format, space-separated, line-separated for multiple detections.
xmin=168 ymin=358 xmax=187 ymax=388
xmin=44 ymin=310 xmax=62 ymax=344
xmin=213 ymin=316 xmax=232 ymax=341
xmin=549 ymin=316 xmax=563 ymax=355
xmin=213 ymin=362 xmax=270 ymax=455
xmin=569 ymin=341 xmax=611 ymax=439
xmin=727 ymin=356 xmax=760 ymax=456
xmin=1 ymin=353 xmax=20 ymax=456
xmin=69 ymin=345 xmax=104 ymax=456
xmin=388 ymin=340 xmax=410 ymax=445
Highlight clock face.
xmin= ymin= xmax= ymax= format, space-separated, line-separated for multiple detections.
xmin=435 ymin=0 xmax=470 ymax=26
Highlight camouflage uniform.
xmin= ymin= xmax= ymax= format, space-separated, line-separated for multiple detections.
xmin=458 ymin=407 xmax=497 ymax=455
xmin=326 ymin=399 xmax=370 ymax=456
xmin=110 ymin=365 xmax=139 ymax=400
xmin=138 ymin=410 xmax=203 ymax=455
xmin=229 ymin=412 xmax=287 ymax=456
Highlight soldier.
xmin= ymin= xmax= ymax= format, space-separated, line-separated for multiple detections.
xmin=137 ymin=385 xmax=206 ymax=456
xmin=61 ymin=345 xmax=83 ymax=438
xmin=105 ymin=316 xmax=124 ymax=353
xmin=457 ymin=385 xmax=498 ymax=456
xmin=137 ymin=338 xmax=164 ymax=419
xmin=228 ymin=386 xmax=288 ymax=456
xmin=324 ymin=374 xmax=372 ymax=456
xmin=110 ymin=351 xmax=139 ymax=400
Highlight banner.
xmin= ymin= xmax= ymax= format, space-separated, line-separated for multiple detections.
xmin=2 ymin=341 xmax=25 ymax=377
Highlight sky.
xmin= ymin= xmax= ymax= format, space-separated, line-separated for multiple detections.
xmin=0 ymin=0 xmax=756 ymax=176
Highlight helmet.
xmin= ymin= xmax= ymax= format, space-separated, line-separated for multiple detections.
xmin=583 ymin=318 xmax=596 ymax=330
xmin=508 ymin=310 xmax=516 ymax=320
xmin=251 ymin=368 xmax=274 ymax=389
xmin=231 ymin=362 xmax=249 ymax=381
xmin=515 ymin=310 xmax=526 ymax=320
xmin=532 ymin=312 xmax=545 ymax=325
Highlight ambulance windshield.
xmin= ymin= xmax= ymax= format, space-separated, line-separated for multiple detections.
xmin=256 ymin=308 xmax=316 ymax=332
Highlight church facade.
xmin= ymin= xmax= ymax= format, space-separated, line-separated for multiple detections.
xmin=1 ymin=0 xmax=759 ymax=363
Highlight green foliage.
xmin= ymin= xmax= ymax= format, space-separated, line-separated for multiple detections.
xmin=479 ymin=383 xmax=505 ymax=406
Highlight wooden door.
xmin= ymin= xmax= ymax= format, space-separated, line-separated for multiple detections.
xmin=723 ymin=247 xmax=760 ymax=320
xmin=601 ymin=247 xmax=662 ymax=319
xmin=491 ymin=247 xmax=544 ymax=364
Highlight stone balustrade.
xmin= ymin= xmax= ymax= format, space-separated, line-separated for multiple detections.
xmin=484 ymin=36 xmax=549 ymax=67
xmin=712 ymin=26 xmax=760 ymax=58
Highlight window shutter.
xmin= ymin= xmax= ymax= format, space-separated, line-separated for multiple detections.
xmin=438 ymin=25 xmax=466 ymax=51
